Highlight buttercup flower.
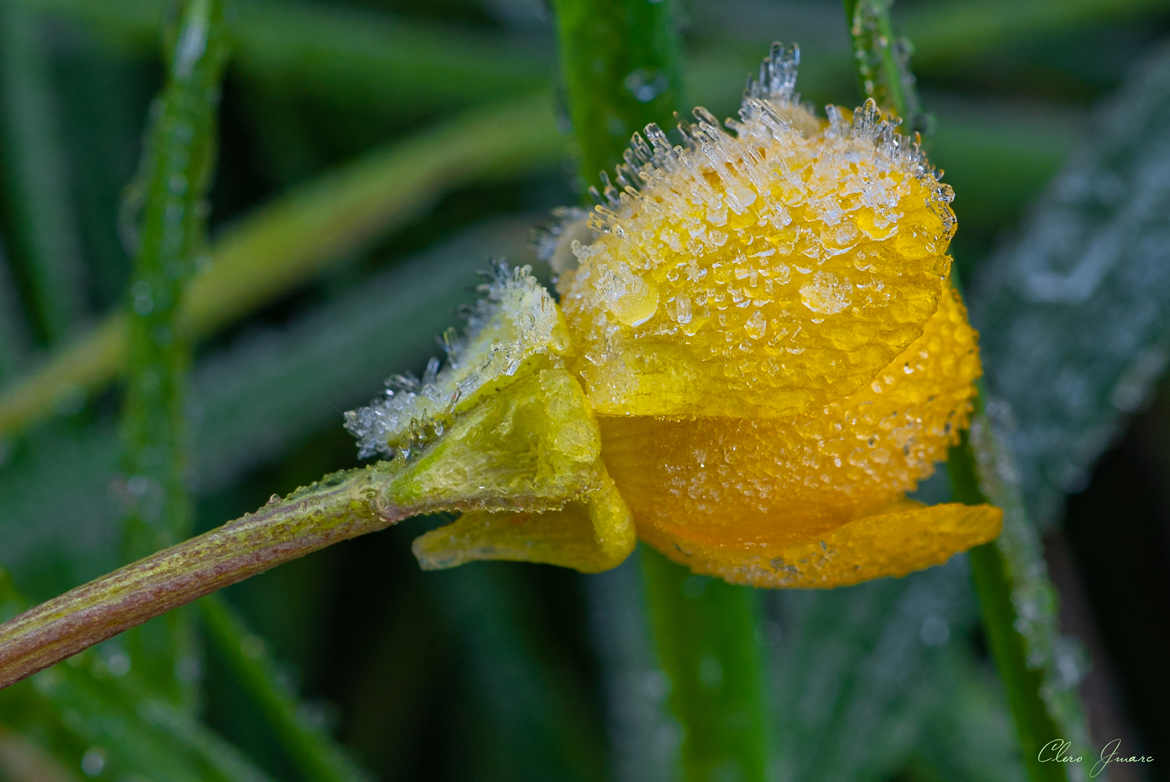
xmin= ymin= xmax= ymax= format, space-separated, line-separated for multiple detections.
xmin=346 ymin=44 xmax=1002 ymax=588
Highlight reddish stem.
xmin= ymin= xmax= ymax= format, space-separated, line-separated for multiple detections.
xmin=0 ymin=463 xmax=406 ymax=690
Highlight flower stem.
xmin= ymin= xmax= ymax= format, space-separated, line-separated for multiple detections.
xmin=947 ymin=397 xmax=1091 ymax=782
xmin=0 ymin=462 xmax=408 ymax=691
xmin=639 ymin=549 xmax=771 ymax=782
xmin=844 ymin=0 xmax=924 ymax=133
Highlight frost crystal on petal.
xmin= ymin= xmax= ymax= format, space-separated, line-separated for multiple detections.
xmin=745 ymin=41 xmax=800 ymax=104
xmin=344 ymin=263 xmax=570 ymax=459
xmin=534 ymin=206 xmax=594 ymax=278
xmin=555 ymin=43 xmax=958 ymax=420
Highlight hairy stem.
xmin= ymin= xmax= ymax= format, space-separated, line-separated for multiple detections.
xmin=947 ymin=396 xmax=1090 ymax=782
xmin=0 ymin=463 xmax=408 ymax=691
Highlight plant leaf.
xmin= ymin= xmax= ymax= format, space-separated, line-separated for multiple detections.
xmin=969 ymin=42 xmax=1170 ymax=528
xmin=0 ymin=4 xmax=88 ymax=345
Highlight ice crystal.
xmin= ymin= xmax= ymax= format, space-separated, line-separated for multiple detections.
xmin=557 ymin=43 xmax=957 ymax=420
xmin=344 ymin=264 xmax=569 ymax=459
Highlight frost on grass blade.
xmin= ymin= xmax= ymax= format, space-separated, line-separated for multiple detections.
xmin=344 ymin=263 xmax=571 ymax=460
xmin=970 ymin=43 xmax=1170 ymax=526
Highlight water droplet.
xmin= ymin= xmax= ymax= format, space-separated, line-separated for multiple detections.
xmin=131 ymin=279 xmax=154 ymax=315
xmin=81 ymin=747 xmax=107 ymax=777
xmin=624 ymin=68 xmax=669 ymax=103
xmin=104 ymin=650 xmax=131 ymax=677
xmin=603 ymin=266 xmax=659 ymax=326
xmin=919 ymin=614 xmax=950 ymax=646
xmin=698 ymin=655 xmax=724 ymax=689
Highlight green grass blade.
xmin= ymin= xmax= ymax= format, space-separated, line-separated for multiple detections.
xmin=639 ymin=549 xmax=771 ymax=782
xmin=18 ymin=0 xmax=547 ymax=113
xmin=198 ymin=596 xmax=373 ymax=782
xmin=550 ymin=0 xmax=682 ymax=188
xmin=949 ymin=412 xmax=1090 ymax=782
xmin=969 ymin=43 xmax=1170 ymax=527
xmin=0 ymin=94 xmax=564 ymax=438
xmin=0 ymin=5 xmax=88 ymax=345
xmin=120 ymin=0 xmax=227 ymax=551
xmin=117 ymin=0 xmax=229 ymax=708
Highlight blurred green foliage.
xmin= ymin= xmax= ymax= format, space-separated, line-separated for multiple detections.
xmin=1 ymin=1 xmax=1169 ymax=781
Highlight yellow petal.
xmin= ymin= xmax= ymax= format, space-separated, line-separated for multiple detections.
xmin=601 ymin=286 xmax=981 ymax=549
xmin=558 ymin=72 xmax=955 ymax=420
xmin=650 ymin=501 xmax=1002 ymax=588
xmin=412 ymin=469 xmax=635 ymax=573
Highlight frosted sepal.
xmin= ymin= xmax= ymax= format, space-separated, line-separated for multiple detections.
xmin=344 ymin=264 xmax=572 ymax=460
xmin=388 ymin=368 xmax=603 ymax=512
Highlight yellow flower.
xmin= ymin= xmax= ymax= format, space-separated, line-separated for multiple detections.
xmin=346 ymin=44 xmax=1001 ymax=588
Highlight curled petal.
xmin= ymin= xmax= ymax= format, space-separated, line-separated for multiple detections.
xmin=412 ymin=470 xmax=635 ymax=573
xmin=654 ymin=501 xmax=1002 ymax=588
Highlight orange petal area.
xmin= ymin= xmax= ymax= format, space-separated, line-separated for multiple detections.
xmin=600 ymin=286 xmax=981 ymax=550
xmin=412 ymin=470 xmax=635 ymax=573
xmin=558 ymin=98 xmax=954 ymax=420
xmin=651 ymin=501 xmax=1003 ymax=588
